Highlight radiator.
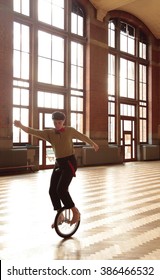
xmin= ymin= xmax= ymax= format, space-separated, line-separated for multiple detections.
xmin=141 ymin=145 xmax=159 ymax=160
xmin=82 ymin=145 xmax=122 ymax=166
xmin=0 ymin=149 xmax=27 ymax=167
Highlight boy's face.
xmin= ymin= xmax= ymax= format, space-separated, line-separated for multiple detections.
xmin=53 ymin=119 xmax=65 ymax=130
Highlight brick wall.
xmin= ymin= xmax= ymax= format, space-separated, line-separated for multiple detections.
xmin=0 ymin=0 xmax=12 ymax=149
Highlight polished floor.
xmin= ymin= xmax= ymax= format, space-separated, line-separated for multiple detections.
xmin=0 ymin=161 xmax=160 ymax=260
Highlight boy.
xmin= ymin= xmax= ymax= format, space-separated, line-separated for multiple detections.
xmin=14 ymin=111 xmax=99 ymax=226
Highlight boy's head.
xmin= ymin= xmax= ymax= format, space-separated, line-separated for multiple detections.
xmin=52 ymin=111 xmax=66 ymax=121
xmin=52 ymin=111 xmax=66 ymax=130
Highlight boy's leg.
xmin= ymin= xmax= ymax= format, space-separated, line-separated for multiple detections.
xmin=57 ymin=167 xmax=75 ymax=209
xmin=57 ymin=167 xmax=80 ymax=224
xmin=49 ymin=168 xmax=62 ymax=210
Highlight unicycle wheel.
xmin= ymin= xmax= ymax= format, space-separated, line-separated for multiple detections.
xmin=54 ymin=207 xmax=80 ymax=238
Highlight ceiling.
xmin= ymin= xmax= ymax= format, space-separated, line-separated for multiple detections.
xmin=89 ymin=0 xmax=160 ymax=39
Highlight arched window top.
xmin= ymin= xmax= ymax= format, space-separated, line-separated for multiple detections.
xmin=108 ymin=17 xmax=148 ymax=59
xmin=72 ymin=1 xmax=84 ymax=17
xmin=71 ymin=1 xmax=85 ymax=37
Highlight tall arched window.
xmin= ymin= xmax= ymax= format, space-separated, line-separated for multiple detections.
xmin=108 ymin=16 xmax=148 ymax=161
xmin=12 ymin=0 xmax=86 ymax=168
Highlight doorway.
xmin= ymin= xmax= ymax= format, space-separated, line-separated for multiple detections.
xmin=121 ymin=118 xmax=136 ymax=161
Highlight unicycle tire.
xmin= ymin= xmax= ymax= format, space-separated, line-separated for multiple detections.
xmin=54 ymin=207 xmax=80 ymax=238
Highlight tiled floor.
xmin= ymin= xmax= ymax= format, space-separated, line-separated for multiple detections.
xmin=0 ymin=161 xmax=160 ymax=260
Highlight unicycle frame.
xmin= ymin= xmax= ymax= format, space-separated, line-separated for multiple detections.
xmin=54 ymin=207 xmax=80 ymax=238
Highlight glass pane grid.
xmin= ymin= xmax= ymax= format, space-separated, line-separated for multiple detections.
xmin=13 ymin=22 xmax=30 ymax=80
xmin=120 ymin=21 xmax=135 ymax=55
xmin=38 ymin=31 xmax=64 ymax=86
xmin=37 ymin=91 xmax=64 ymax=109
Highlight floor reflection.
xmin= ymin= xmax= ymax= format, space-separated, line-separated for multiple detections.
xmin=55 ymin=238 xmax=81 ymax=260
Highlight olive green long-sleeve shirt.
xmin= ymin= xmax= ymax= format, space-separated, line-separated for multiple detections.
xmin=27 ymin=126 xmax=95 ymax=159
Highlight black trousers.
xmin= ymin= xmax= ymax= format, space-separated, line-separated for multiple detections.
xmin=49 ymin=155 xmax=77 ymax=210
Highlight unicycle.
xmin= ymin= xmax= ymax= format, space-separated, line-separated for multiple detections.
xmin=54 ymin=207 xmax=80 ymax=238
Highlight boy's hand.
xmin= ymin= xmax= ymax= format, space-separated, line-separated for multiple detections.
xmin=93 ymin=143 xmax=99 ymax=152
xmin=14 ymin=120 xmax=22 ymax=128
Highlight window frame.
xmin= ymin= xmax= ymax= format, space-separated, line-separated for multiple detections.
xmin=108 ymin=17 xmax=149 ymax=148
xmin=12 ymin=0 xmax=86 ymax=146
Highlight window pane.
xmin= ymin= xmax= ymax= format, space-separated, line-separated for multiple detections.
xmin=108 ymin=76 xmax=115 ymax=95
xmin=45 ymin=113 xmax=54 ymax=128
xmin=21 ymin=25 xmax=29 ymax=52
xmin=120 ymin=77 xmax=127 ymax=97
xmin=120 ymin=58 xmax=127 ymax=77
xmin=71 ymin=96 xmax=83 ymax=111
xmin=120 ymin=33 xmax=127 ymax=52
xmin=128 ymin=37 xmax=135 ymax=55
xmin=38 ymin=31 xmax=51 ymax=58
xmin=108 ymin=21 xmax=115 ymax=48
xmin=120 ymin=58 xmax=135 ymax=98
xmin=71 ymin=113 xmax=83 ymax=133
xmin=13 ymin=23 xmax=30 ymax=80
xmin=38 ymin=0 xmax=64 ymax=29
xmin=108 ymin=116 xmax=115 ymax=142
xmin=38 ymin=57 xmax=51 ymax=83
xmin=38 ymin=0 xmax=51 ymax=25
xmin=71 ymin=42 xmax=77 ymax=64
xmin=139 ymin=42 xmax=147 ymax=59
xmin=44 ymin=91 xmax=50 ymax=108
xmin=140 ymin=119 xmax=147 ymax=142
xmin=13 ymin=88 xmax=29 ymax=106
xmin=13 ymin=88 xmax=20 ymax=105
xmin=128 ymin=61 xmax=134 ymax=79
xmin=21 ymin=89 xmax=29 ymax=106
xmin=71 ymin=42 xmax=84 ymax=66
xmin=77 ymin=67 xmax=83 ymax=89
xmin=13 ymin=50 xmax=20 ymax=78
xmin=125 ymin=146 xmax=131 ymax=159
xmin=13 ymin=107 xmax=29 ymax=142
xmin=52 ymin=4 xmax=64 ymax=29
xmin=14 ymin=22 xmax=20 ymax=50
xmin=13 ymin=0 xmax=30 ymax=16
xmin=52 ymin=94 xmax=64 ymax=109
xmin=37 ymin=91 xmax=64 ymax=109
xmin=38 ymin=31 xmax=64 ymax=86
xmin=71 ymin=65 xmax=77 ymax=88
xmin=140 ymin=106 xmax=146 ymax=118
xmin=13 ymin=108 xmax=20 ymax=142
xmin=52 ymin=35 xmax=64 ymax=61
xmin=52 ymin=61 xmax=64 ymax=86
xmin=108 ymin=54 xmax=115 ymax=95
xmin=139 ymin=32 xmax=147 ymax=59
xmin=71 ymin=42 xmax=84 ymax=89
xmin=120 ymin=104 xmax=135 ymax=117
xmin=71 ymin=13 xmax=77 ymax=34
xmin=46 ymin=148 xmax=55 ymax=165
xmin=120 ymin=22 xmax=135 ymax=55
xmin=139 ymin=64 xmax=147 ymax=100
xmin=21 ymin=52 xmax=29 ymax=79
xmin=71 ymin=2 xmax=84 ymax=36
xmin=128 ymin=80 xmax=135 ymax=98
xmin=108 ymin=102 xmax=115 ymax=115
xmin=124 ymin=120 xmax=131 ymax=131
xmin=21 ymin=108 xmax=29 ymax=141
